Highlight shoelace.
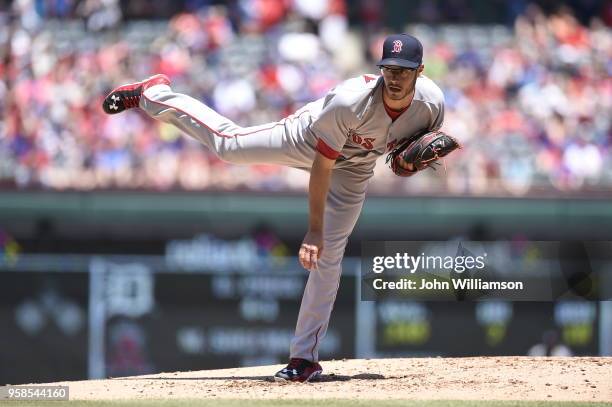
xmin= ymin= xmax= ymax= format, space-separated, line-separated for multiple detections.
xmin=421 ymin=147 xmax=442 ymax=172
xmin=123 ymin=94 xmax=140 ymax=108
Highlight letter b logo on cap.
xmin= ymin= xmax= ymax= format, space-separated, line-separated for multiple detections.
xmin=392 ymin=40 xmax=403 ymax=53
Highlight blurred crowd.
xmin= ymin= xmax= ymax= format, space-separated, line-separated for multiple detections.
xmin=0 ymin=0 xmax=610 ymax=195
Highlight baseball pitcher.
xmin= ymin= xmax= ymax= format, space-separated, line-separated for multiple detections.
xmin=103 ymin=33 xmax=459 ymax=382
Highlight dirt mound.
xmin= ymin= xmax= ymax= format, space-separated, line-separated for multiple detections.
xmin=42 ymin=357 xmax=611 ymax=402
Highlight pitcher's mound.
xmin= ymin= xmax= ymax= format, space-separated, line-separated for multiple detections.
xmin=42 ymin=357 xmax=611 ymax=402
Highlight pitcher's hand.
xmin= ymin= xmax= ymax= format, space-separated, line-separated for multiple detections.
xmin=299 ymin=230 xmax=323 ymax=270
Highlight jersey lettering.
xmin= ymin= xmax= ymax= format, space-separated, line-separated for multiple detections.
xmin=349 ymin=130 xmax=375 ymax=150
xmin=362 ymin=137 xmax=375 ymax=150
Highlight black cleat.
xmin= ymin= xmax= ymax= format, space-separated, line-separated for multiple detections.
xmin=274 ymin=358 xmax=323 ymax=383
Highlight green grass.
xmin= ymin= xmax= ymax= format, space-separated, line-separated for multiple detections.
xmin=1 ymin=400 xmax=611 ymax=407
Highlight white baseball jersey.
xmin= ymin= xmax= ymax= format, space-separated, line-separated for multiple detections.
xmin=305 ymin=74 xmax=444 ymax=168
xmin=139 ymin=73 xmax=444 ymax=362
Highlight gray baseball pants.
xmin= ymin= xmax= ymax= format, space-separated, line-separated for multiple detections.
xmin=140 ymin=85 xmax=369 ymax=362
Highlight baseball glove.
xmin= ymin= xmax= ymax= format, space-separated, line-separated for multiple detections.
xmin=386 ymin=130 xmax=460 ymax=177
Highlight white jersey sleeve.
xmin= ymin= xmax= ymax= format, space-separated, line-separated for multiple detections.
xmin=430 ymin=101 xmax=444 ymax=131
xmin=309 ymin=91 xmax=359 ymax=159
xmin=420 ymin=75 xmax=445 ymax=131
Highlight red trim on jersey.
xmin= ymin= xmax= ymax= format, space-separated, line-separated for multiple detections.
xmin=316 ymin=138 xmax=341 ymax=160
xmin=311 ymin=325 xmax=322 ymax=361
xmin=383 ymin=98 xmax=409 ymax=122
xmin=142 ymin=91 xmax=310 ymax=139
